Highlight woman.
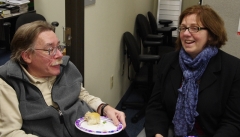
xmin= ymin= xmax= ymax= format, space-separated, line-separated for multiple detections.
xmin=144 ymin=5 xmax=240 ymax=137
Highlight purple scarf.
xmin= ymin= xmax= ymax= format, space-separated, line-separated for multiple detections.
xmin=172 ymin=46 xmax=218 ymax=136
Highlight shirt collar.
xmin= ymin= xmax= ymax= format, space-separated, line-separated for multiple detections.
xmin=20 ymin=64 xmax=56 ymax=84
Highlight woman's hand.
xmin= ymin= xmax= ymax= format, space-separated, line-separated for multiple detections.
xmin=103 ymin=105 xmax=126 ymax=129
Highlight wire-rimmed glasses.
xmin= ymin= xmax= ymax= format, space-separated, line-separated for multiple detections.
xmin=33 ymin=45 xmax=65 ymax=56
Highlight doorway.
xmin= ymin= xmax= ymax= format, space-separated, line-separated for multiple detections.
xmin=65 ymin=0 xmax=85 ymax=83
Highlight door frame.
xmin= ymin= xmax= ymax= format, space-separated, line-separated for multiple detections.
xmin=65 ymin=0 xmax=85 ymax=83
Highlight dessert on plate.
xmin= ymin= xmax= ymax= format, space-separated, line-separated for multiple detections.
xmin=84 ymin=111 xmax=100 ymax=125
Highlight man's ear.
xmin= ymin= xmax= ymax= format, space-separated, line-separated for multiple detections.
xmin=21 ymin=51 xmax=32 ymax=63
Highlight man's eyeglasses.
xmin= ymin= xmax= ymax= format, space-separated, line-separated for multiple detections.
xmin=178 ymin=26 xmax=207 ymax=33
xmin=33 ymin=45 xmax=65 ymax=56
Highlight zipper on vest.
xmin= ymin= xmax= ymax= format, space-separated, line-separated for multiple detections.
xmin=51 ymin=106 xmax=73 ymax=137
xmin=58 ymin=109 xmax=64 ymax=124
xmin=51 ymin=106 xmax=64 ymax=124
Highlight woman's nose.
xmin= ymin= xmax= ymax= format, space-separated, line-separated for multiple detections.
xmin=182 ymin=29 xmax=192 ymax=36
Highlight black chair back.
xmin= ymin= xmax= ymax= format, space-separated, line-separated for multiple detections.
xmin=15 ymin=13 xmax=46 ymax=31
xmin=3 ymin=13 xmax=59 ymax=51
xmin=147 ymin=11 xmax=158 ymax=34
xmin=136 ymin=14 xmax=152 ymax=40
xmin=136 ymin=14 xmax=164 ymax=55
xmin=147 ymin=11 xmax=177 ymax=47
xmin=123 ymin=32 xmax=141 ymax=73
xmin=122 ymin=31 xmax=160 ymax=123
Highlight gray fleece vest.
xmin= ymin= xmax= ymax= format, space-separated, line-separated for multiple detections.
xmin=0 ymin=56 xmax=97 ymax=137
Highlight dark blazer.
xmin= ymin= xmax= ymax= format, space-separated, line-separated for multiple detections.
xmin=145 ymin=50 xmax=240 ymax=137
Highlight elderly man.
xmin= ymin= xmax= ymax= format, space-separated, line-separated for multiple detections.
xmin=0 ymin=21 xmax=128 ymax=137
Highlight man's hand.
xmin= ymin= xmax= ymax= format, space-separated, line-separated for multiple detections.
xmin=103 ymin=105 xmax=126 ymax=129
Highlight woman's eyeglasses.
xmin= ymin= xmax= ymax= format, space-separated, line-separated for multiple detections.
xmin=178 ymin=26 xmax=207 ymax=33
xmin=33 ymin=45 xmax=65 ymax=56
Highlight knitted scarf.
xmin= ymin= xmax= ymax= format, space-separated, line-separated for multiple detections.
xmin=172 ymin=46 xmax=218 ymax=136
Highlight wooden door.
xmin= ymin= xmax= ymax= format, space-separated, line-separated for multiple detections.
xmin=65 ymin=0 xmax=85 ymax=83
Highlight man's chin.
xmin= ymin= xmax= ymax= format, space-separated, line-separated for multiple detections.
xmin=49 ymin=66 xmax=61 ymax=75
xmin=50 ymin=71 xmax=61 ymax=76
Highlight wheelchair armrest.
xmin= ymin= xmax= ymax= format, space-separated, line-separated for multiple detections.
xmin=139 ymin=55 xmax=160 ymax=62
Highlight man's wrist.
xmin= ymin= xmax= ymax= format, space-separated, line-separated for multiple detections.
xmin=100 ymin=103 xmax=108 ymax=116
xmin=97 ymin=103 xmax=105 ymax=114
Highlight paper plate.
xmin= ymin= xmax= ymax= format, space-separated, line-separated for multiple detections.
xmin=75 ymin=116 xmax=123 ymax=135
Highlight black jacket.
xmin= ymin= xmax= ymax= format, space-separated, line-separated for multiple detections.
xmin=145 ymin=50 xmax=240 ymax=137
